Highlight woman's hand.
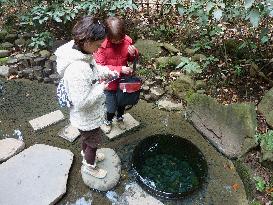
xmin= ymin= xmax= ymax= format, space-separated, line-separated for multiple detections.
xmin=101 ymin=81 xmax=109 ymax=89
xmin=128 ymin=45 xmax=136 ymax=56
xmin=121 ymin=66 xmax=133 ymax=74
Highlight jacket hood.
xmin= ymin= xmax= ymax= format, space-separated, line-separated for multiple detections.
xmin=55 ymin=40 xmax=92 ymax=77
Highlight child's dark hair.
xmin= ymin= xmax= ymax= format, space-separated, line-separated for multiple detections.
xmin=105 ymin=16 xmax=125 ymax=41
xmin=72 ymin=16 xmax=106 ymax=49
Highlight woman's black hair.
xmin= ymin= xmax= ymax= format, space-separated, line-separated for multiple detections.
xmin=72 ymin=16 xmax=106 ymax=49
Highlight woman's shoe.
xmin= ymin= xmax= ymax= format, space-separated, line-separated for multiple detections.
xmin=82 ymin=163 xmax=107 ymax=179
xmin=81 ymin=151 xmax=105 ymax=162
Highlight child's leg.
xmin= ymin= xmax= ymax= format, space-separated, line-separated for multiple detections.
xmin=81 ymin=139 xmax=87 ymax=153
xmin=116 ymin=106 xmax=125 ymax=120
xmin=85 ymin=146 xmax=97 ymax=165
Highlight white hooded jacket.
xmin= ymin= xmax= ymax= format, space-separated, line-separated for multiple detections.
xmin=55 ymin=40 xmax=113 ymax=131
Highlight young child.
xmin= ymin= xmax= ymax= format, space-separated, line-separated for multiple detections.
xmin=55 ymin=16 xmax=116 ymax=179
xmin=94 ymin=16 xmax=139 ymax=134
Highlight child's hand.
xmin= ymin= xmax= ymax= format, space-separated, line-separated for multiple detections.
xmin=121 ymin=66 xmax=133 ymax=74
xmin=101 ymin=81 xmax=109 ymax=89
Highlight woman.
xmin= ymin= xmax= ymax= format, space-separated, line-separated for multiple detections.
xmin=94 ymin=16 xmax=138 ymax=134
xmin=55 ymin=16 xmax=116 ymax=179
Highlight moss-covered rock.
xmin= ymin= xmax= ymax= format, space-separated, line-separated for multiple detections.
xmin=258 ymin=87 xmax=273 ymax=128
xmin=192 ymin=53 xmax=206 ymax=62
xmin=0 ymin=30 xmax=8 ymax=43
xmin=234 ymin=159 xmax=256 ymax=201
xmin=155 ymin=55 xmax=182 ymax=69
xmin=160 ymin=43 xmax=180 ymax=54
xmin=186 ymin=93 xmax=257 ymax=158
xmin=259 ymin=130 xmax=273 ymax=166
xmin=167 ymin=74 xmax=195 ymax=100
xmin=134 ymin=39 xmax=162 ymax=61
xmin=184 ymin=48 xmax=195 ymax=57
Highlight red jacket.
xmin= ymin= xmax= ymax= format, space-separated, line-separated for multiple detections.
xmin=94 ymin=35 xmax=138 ymax=91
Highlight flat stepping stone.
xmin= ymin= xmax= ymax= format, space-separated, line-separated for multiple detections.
xmin=81 ymin=148 xmax=121 ymax=191
xmin=29 ymin=110 xmax=65 ymax=131
xmin=0 ymin=138 xmax=25 ymax=162
xmin=0 ymin=144 xmax=73 ymax=205
xmin=58 ymin=124 xmax=80 ymax=142
xmin=157 ymin=99 xmax=184 ymax=111
xmin=119 ymin=182 xmax=163 ymax=205
xmin=101 ymin=113 xmax=140 ymax=139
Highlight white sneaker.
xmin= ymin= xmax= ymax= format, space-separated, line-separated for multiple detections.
xmin=117 ymin=120 xmax=126 ymax=130
xmin=81 ymin=151 xmax=105 ymax=162
xmin=82 ymin=163 xmax=107 ymax=179
xmin=102 ymin=120 xmax=112 ymax=134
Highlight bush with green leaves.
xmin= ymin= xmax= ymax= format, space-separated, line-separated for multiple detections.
xmin=256 ymin=130 xmax=273 ymax=152
xmin=254 ymin=176 xmax=267 ymax=192
xmin=20 ymin=0 xmax=137 ymax=29
xmin=176 ymin=57 xmax=202 ymax=74
xmin=29 ymin=32 xmax=53 ymax=50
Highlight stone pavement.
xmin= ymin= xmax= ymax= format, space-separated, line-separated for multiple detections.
xmin=81 ymin=148 xmax=121 ymax=191
xmin=0 ymin=144 xmax=73 ymax=205
xmin=101 ymin=113 xmax=140 ymax=139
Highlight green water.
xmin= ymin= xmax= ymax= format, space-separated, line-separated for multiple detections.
xmin=140 ymin=154 xmax=199 ymax=193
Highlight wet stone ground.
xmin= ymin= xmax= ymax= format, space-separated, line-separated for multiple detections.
xmin=0 ymin=78 xmax=248 ymax=205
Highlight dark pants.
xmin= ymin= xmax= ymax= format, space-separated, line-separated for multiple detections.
xmin=80 ymin=128 xmax=102 ymax=165
xmin=107 ymin=106 xmax=125 ymax=121
xmin=105 ymin=90 xmax=125 ymax=122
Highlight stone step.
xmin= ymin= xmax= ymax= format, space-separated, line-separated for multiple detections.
xmin=0 ymin=144 xmax=73 ymax=205
xmin=29 ymin=110 xmax=65 ymax=131
xmin=58 ymin=124 xmax=80 ymax=142
xmin=0 ymin=138 xmax=25 ymax=163
xmin=81 ymin=148 xmax=121 ymax=191
xmin=101 ymin=113 xmax=140 ymax=139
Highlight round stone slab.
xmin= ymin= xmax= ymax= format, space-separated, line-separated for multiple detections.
xmin=81 ymin=148 xmax=121 ymax=191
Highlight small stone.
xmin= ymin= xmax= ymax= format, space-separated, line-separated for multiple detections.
xmin=150 ymin=86 xmax=165 ymax=97
xmin=5 ymin=34 xmax=17 ymax=43
xmin=22 ymin=68 xmax=33 ymax=78
xmin=0 ymin=30 xmax=8 ymax=41
xmin=1 ymin=42 xmax=14 ymax=50
xmin=0 ymin=50 xmax=10 ymax=58
xmin=43 ymin=77 xmax=51 ymax=83
xmin=33 ymin=66 xmax=44 ymax=78
xmin=49 ymin=55 xmax=57 ymax=61
xmin=6 ymin=58 xmax=18 ymax=65
xmin=14 ymin=38 xmax=26 ymax=47
xmin=33 ymin=57 xmax=46 ymax=66
xmin=39 ymin=50 xmax=51 ymax=58
xmin=0 ymin=65 xmax=10 ymax=77
xmin=49 ymin=73 xmax=60 ymax=81
xmin=43 ymin=68 xmax=53 ymax=76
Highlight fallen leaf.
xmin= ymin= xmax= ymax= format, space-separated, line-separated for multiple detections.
xmin=232 ymin=183 xmax=240 ymax=191
xmin=266 ymin=187 xmax=273 ymax=193
xmin=7 ymin=75 xmax=18 ymax=80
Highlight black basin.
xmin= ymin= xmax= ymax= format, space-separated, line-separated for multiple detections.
xmin=131 ymin=134 xmax=208 ymax=199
